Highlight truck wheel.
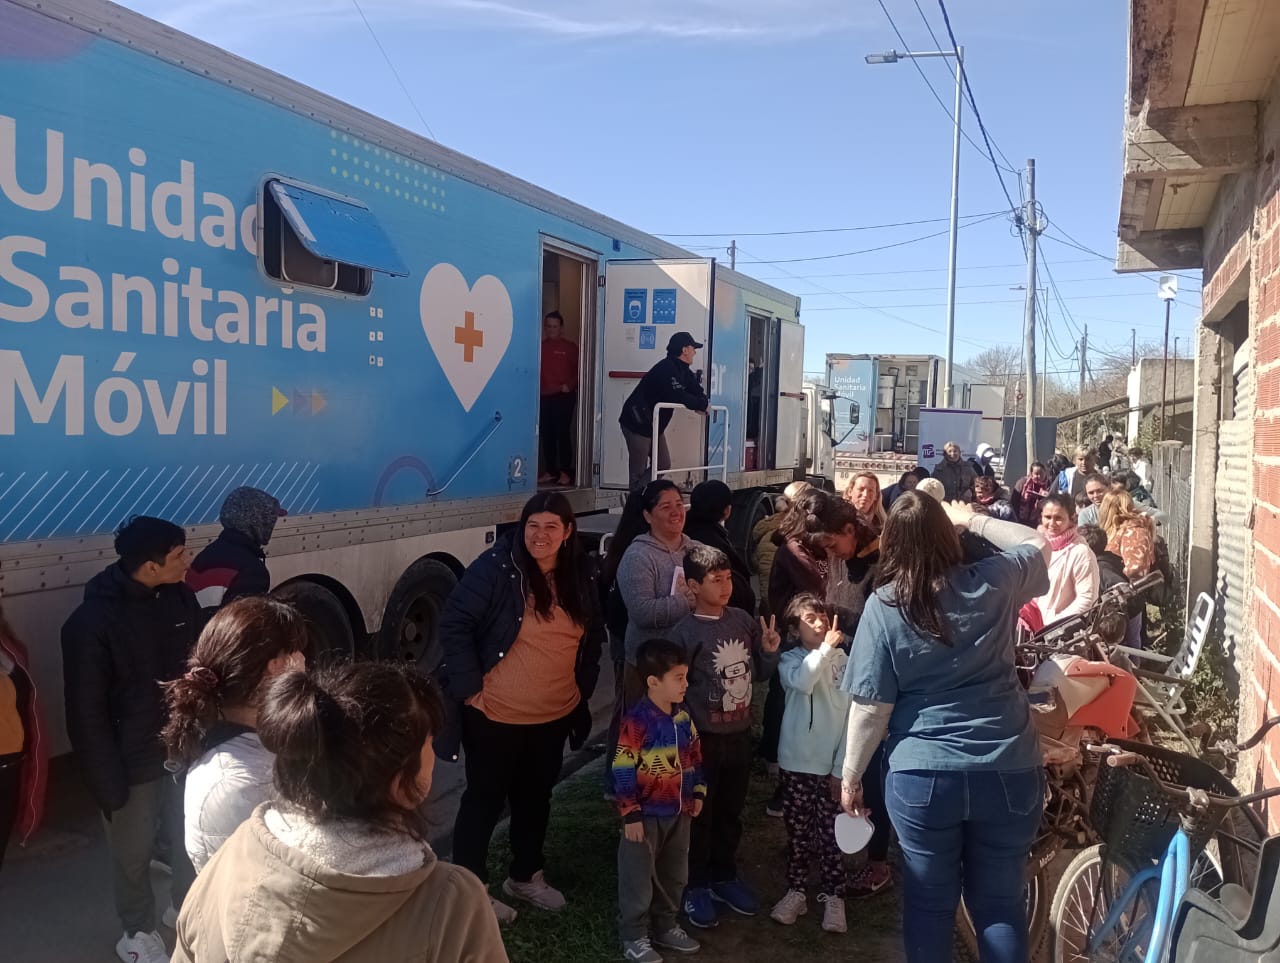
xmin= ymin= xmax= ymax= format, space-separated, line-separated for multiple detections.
xmin=378 ymin=558 xmax=457 ymax=672
xmin=727 ymin=489 xmax=772 ymax=566
xmin=272 ymin=581 xmax=356 ymax=665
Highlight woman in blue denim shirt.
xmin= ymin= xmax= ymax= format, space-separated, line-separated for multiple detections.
xmin=839 ymin=491 xmax=1051 ymax=963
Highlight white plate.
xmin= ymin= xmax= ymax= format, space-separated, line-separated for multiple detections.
xmin=834 ymin=812 xmax=874 ymax=854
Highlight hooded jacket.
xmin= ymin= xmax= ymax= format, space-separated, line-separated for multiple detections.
xmin=433 ymin=532 xmax=604 ymax=760
xmin=618 ymin=356 xmax=708 ymax=437
xmin=751 ymin=514 xmax=783 ymax=615
xmin=934 ymin=456 xmax=978 ymax=502
xmin=61 ymin=563 xmax=202 ymax=811
xmin=616 ymin=533 xmax=697 ymax=663
xmin=171 ymin=806 xmax=507 ymax=963
xmin=777 ymin=642 xmax=852 ymax=778
xmin=186 ymin=487 xmax=284 ymax=614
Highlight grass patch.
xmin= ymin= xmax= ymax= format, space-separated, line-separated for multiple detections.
xmin=487 ymin=755 xmax=905 ymax=963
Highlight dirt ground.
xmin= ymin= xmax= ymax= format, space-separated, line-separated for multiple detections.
xmin=490 ymin=757 xmax=906 ymax=963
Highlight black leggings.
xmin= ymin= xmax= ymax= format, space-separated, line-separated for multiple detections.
xmin=451 ymin=707 xmax=572 ymax=884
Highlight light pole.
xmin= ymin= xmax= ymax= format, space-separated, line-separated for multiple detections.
xmin=866 ymin=45 xmax=964 ymax=407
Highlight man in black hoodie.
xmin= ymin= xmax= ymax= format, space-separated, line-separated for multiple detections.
xmin=62 ymin=515 xmax=201 ymax=963
xmin=619 ymin=331 xmax=709 ymax=490
xmin=185 ymin=486 xmax=285 ymax=615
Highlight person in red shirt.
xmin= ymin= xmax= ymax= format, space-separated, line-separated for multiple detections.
xmin=539 ymin=311 xmax=579 ymax=486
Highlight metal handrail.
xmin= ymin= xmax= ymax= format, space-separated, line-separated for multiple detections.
xmin=650 ymin=403 xmax=729 ymax=484
xmin=426 ymin=410 xmax=504 ymax=497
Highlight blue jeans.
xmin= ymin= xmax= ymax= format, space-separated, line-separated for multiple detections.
xmin=886 ymin=767 xmax=1044 ymax=963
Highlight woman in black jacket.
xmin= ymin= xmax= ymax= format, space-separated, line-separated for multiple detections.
xmin=435 ymin=492 xmax=604 ymax=923
xmin=682 ymin=480 xmax=756 ymax=614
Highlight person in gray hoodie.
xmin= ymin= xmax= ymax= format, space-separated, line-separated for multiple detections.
xmin=616 ymin=481 xmax=697 ymax=670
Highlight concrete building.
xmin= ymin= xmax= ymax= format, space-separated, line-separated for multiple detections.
xmin=1116 ymin=0 xmax=1280 ymax=817
xmin=1126 ymin=357 xmax=1194 ymax=442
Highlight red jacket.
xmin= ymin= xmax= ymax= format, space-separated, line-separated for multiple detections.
xmin=540 ymin=337 xmax=578 ymax=396
xmin=1 ymin=627 xmax=47 ymax=845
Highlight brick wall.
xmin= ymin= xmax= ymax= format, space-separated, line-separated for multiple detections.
xmin=1249 ymin=68 xmax=1280 ymax=826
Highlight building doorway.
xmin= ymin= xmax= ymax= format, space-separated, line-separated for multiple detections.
xmin=539 ymin=242 xmax=597 ymax=488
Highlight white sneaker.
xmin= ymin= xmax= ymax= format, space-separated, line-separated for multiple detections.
xmin=161 ymin=904 xmax=178 ymax=929
xmin=503 ymin=870 xmax=567 ymax=911
xmin=819 ymin=894 xmax=847 ymax=934
xmin=489 ymin=895 xmax=519 ymax=924
xmin=770 ymin=888 xmax=808 ymax=925
xmin=116 ymin=930 xmax=168 ymax=963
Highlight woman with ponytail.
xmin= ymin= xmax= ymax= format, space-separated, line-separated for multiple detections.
xmin=162 ymin=596 xmax=307 ymax=872
xmin=436 ymin=491 xmax=605 ymax=922
xmin=171 ymin=661 xmax=507 ymax=963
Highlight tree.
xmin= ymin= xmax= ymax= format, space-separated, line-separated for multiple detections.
xmin=962 ymin=345 xmax=1023 ymax=415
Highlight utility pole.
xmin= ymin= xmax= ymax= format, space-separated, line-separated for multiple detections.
xmin=1173 ymin=335 xmax=1180 ymax=440
xmin=1160 ymin=298 xmax=1172 ymax=440
xmin=1131 ymin=328 xmax=1137 ymax=369
xmin=1077 ymin=323 xmax=1088 ymax=446
xmin=728 ymin=240 xmax=736 ymax=271
xmin=1022 ymin=159 xmax=1039 ymax=470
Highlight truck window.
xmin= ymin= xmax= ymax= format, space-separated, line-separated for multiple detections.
xmin=260 ymin=179 xmax=409 ymax=295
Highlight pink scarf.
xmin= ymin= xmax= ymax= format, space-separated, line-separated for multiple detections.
xmin=1040 ymin=525 xmax=1078 ymax=553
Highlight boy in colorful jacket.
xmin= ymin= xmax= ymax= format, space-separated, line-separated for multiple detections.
xmin=613 ymin=638 xmax=706 ymax=963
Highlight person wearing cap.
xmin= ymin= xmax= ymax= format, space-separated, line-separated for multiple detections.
xmin=619 ymin=332 xmax=709 ymax=491
xmin=968 ymin=444 xmax=997 ymax=480
xmin=186 ymin=488 xmax=287 ymax=616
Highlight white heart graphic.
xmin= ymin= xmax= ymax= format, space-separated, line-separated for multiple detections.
xmin=419 ymin=263 xmax=514 ymax=412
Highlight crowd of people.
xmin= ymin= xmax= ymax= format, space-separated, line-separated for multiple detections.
xmin=0 ymin=432 xmax=1169 ymax=963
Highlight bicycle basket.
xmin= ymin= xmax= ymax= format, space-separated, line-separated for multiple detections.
xmin=1090 ymin=738 xmax=1238 ymax=862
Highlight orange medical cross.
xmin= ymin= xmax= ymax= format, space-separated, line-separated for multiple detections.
xmin=454 ymin=310 xmax=484 ymax=363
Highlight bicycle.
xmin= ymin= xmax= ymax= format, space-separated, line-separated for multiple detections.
xmin=1048 ymin=716 xmax=1280 ymax=962
xmin=953 ymin=575 xmax=1159 ymax=961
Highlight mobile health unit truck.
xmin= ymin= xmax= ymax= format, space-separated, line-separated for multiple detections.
xmin=0 ymin=0 xmax=805 ymax=751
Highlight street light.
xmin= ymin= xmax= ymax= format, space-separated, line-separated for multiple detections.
xmin=866 ymin=44 xmax=965 ymax=408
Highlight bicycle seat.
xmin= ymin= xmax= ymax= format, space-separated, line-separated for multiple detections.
xmin=1172 ymin=833 xmax=1280 ymax=960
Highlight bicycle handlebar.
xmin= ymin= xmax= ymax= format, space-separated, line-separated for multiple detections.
xmin=1087 ymin=742 xmax=1280 ymax=813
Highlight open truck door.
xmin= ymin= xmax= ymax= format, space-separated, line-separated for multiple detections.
xmin=599 ymin=259 xmax=714 ymax=489
xmin=772 ymin=319 xmax=806 ymax=471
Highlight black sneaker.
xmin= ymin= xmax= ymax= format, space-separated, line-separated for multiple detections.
xmin=765 ymin=785 xmax=784 ymax=818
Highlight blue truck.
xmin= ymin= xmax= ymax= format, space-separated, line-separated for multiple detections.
xmin=0 ymin=0 xmax=808 ymax=751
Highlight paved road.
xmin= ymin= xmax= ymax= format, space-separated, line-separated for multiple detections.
xmin=0 ymin=661 xmax=616 ymax=963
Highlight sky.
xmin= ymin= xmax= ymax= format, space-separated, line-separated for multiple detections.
xmin=117 ymin=0 xmax=1202 ymax=384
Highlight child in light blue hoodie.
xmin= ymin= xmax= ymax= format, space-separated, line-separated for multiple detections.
xmin=769 ymin=594 xmax=852 ymax=936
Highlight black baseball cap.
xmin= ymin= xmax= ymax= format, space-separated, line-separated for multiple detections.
xmin=667 ymin=331 xmax=704 ymax=353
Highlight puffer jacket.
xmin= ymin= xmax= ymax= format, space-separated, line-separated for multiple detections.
xmin=433 ymin=533 xmax=605 ymax=760
xmin=61 ymin=563 xmax=202 ymax=812
xmin=752 ymin=514 xmax=782 ymax=615
xmin=934 ymin=457 xmax=978 ymax=502
xmin=185 ymin=722 xmax=275 ymax=873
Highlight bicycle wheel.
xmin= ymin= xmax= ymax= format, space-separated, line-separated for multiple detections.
xmin=954 ymin=867 xmax=1048 ymax=962
xmin=1049 ymin=845 xmax=1157 ymax=963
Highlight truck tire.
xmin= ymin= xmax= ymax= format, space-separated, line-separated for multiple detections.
xmin=727 ymin=488 xmax=772 ymax=567
xmin=272 ymin=581 xmax=356 ymax=665
xmin=377 ymin=558 xmax=457 ymax=672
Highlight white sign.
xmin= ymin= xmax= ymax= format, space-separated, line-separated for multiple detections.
xmin=917 ymin=408 xmax=983 ymax=473
xmin=1157 ymin=275 xmax=1178 ymax=301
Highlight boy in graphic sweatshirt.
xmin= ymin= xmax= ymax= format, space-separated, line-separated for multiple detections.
xmin=669 ymin=545 xmax=780 ymax=928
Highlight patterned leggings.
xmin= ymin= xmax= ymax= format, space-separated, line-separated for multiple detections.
xmin=782 ymin=769 xmax=846 ymax=897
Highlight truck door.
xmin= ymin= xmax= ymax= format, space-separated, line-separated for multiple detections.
xmin=771 ymin=319 xmax=805 ymax=470
xmin=599 ymin=259 xmax=714 ymax=489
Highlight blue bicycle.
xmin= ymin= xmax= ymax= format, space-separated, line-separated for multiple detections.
xmin=1048 ymin=717 xmax=1280 ymax=962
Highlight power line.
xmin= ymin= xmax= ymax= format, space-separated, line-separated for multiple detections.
xmin=933 ymin=0 xmax=1022 ymax=213
xmin=769 ymin=274 xmax=1207 ymax=296
xmin=753 ymin=257 xmax=1100 ymax=282
xmin=800 ymin=291 xmax=1201 ymax=309
xmin=350 ymin=0 xmax=438 ymax=141
xmin=739 ymin=244 xmax=1009 ymax=350
xmin=656 ymin=211 xmax=1002 ymax=238
xmin=1040 ymin=228 xmax=1203 ymax=287
xmin=871 ymin=0 xmax=1018 ymax=188
xmin=736 ymin=213 xmax=1003 ymax=264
